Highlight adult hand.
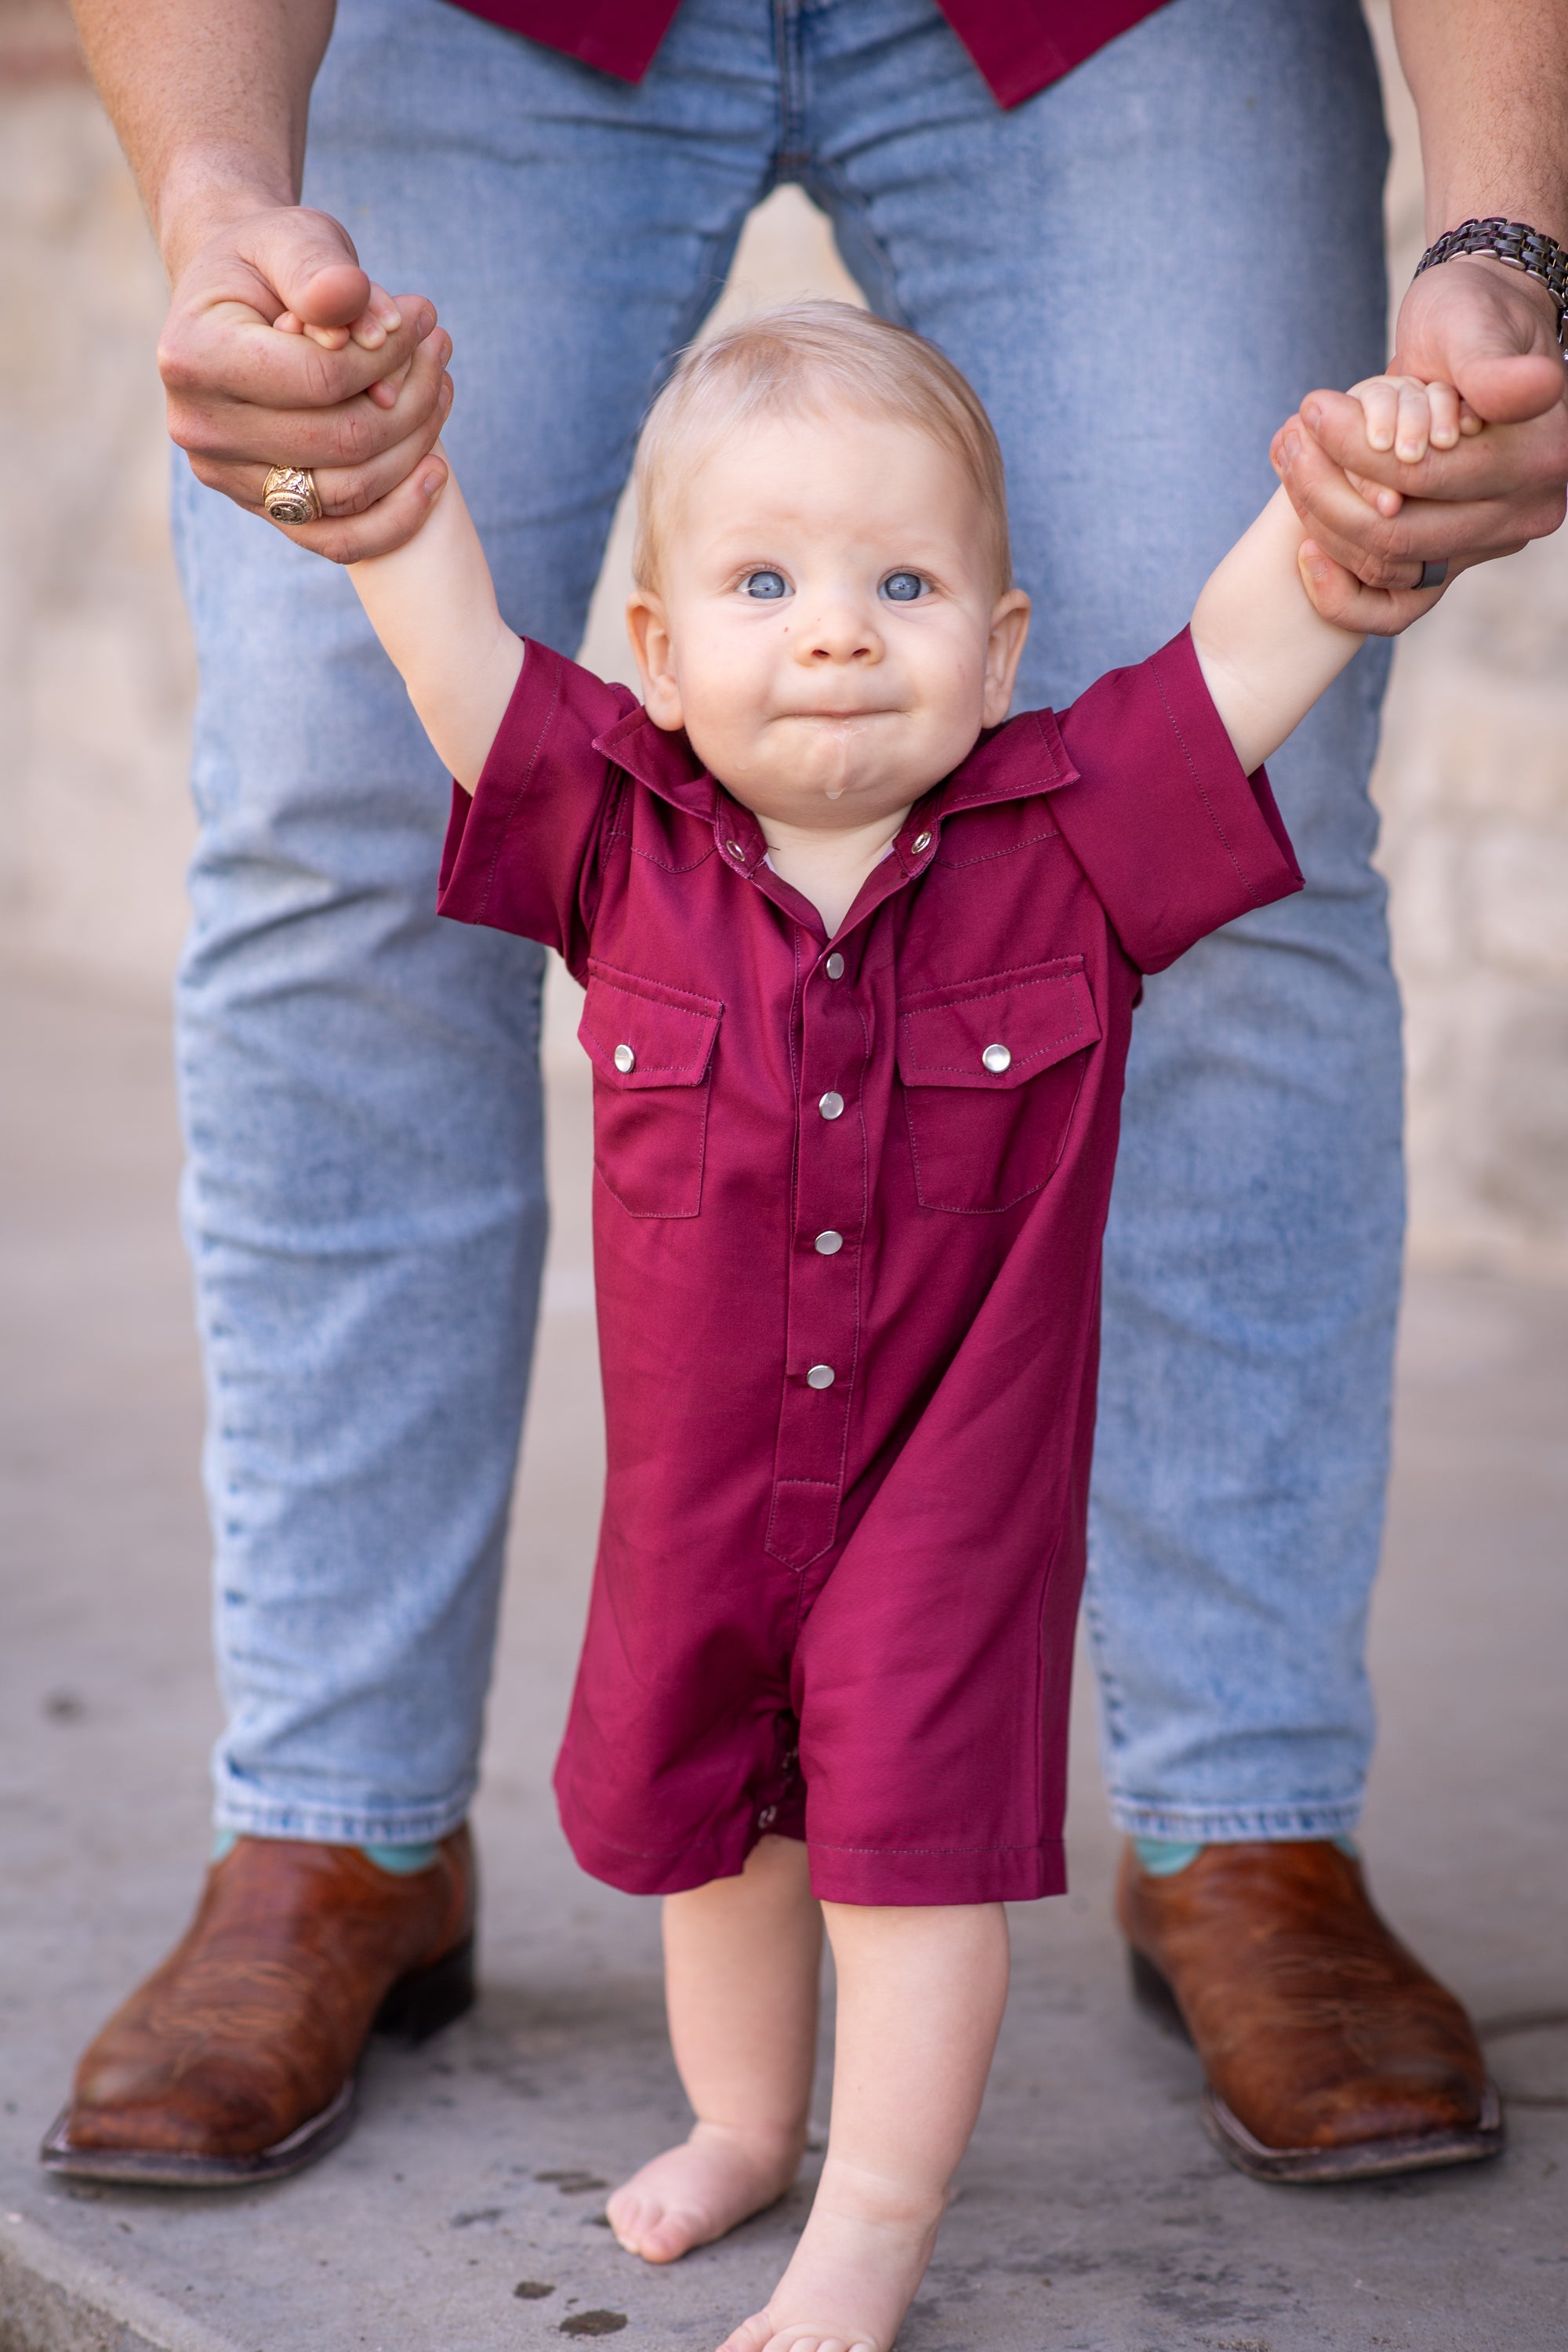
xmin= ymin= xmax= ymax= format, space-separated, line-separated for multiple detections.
xmin=159 ymin=203 xmax=455 ymax=564
xmin=1273 ymin=256 xmax=1568 ymax=631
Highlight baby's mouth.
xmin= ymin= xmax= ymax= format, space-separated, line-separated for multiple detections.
xmin=782 ymin=706 xmax=899 ymax=723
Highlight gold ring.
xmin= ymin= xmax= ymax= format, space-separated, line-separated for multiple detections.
xmin=262 ymin=464 xmax=323 ymax=525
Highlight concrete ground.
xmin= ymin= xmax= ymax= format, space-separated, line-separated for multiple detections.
xmin=2 ymin=961 xmax=1565 ymax=2352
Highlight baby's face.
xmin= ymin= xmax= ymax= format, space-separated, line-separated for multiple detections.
xmin=627 ymin=406 xmax=1030 ymax=833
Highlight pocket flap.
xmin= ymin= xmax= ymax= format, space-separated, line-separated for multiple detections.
xmin=579 ymin=960 xmax=723 ymax=1089
xmin=897 ymin=957 xmax=1099 ymax=1092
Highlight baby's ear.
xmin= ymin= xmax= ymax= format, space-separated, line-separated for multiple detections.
xmin=626 ymin=590 xmax=684 ymax=731
xmin=982 ymin=589 xmax=1031 ymax=727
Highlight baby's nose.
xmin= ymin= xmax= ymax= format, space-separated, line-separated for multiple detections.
xmin=801 ymin=603 xmax=879 ymax=662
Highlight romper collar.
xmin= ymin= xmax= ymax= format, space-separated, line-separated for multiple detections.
xmin=590 ymin=699 xmax=1081 ymax=876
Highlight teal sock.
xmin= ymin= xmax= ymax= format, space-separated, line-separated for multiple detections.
xmin=210 ymin=1831 xmax=440 ymax=1873
xmin=1131 ymin=1836 xmax=1204 ymax=1875
xmin=1131 ymin=1833 xmax=1357 ymax=1876
xmin=360 ymin=1841 xmax=441 ymax=1873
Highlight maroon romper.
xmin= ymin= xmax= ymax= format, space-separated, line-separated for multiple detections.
xmin=437 ymin=628 xmax=1301 ymax=1906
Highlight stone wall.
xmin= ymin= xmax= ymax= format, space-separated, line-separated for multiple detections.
xmin=1367 ymin=5 xmax=1568 ymax=1280
xmin=3 ymin=0 xmax=1566 ymax=1275
xmin=0 ymin=0 xmax=197 ymax=985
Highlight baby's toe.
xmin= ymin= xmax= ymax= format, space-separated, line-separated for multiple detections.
xmin=767 ymin=2336 xmax=866 ymax=2352
xmin=605 ymin=2190 xmax=651 ymax=2252
xmin=637 ymin=2210 xmax=701 ymax=2264
xmin=714 ymin=2311 xmax=775 ymax=2352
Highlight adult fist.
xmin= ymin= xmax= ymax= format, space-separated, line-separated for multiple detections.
xmin=1279 ymin=252 xmax=1568 ymax=622
xmin=158 ymin=204 xmax=454 ymax=563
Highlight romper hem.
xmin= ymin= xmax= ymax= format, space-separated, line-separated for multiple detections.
xmin=556 ymin=1781 xmax=758 ymax=1897
xmin=560 ymin=1781 xmax=1064 ymax=1905
xmin=806 ymin=1835 xmax=1065 ymax=1907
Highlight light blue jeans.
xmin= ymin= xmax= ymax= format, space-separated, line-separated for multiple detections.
xmin=176 ymin=0 xmax=1399 ymax=1848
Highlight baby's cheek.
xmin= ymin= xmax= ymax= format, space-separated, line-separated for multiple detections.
xmin=680 ymin=653 xmax=775 ymax=772
xmin=679 ymin=695 xmax=765 ymax=792
xmin=920 ymin=647 xmax=991 ymax=739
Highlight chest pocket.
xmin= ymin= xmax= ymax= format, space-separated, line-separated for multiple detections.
xmin=579 ymin=961 xmax=723 ymax=1218
xmin=897 ymin=956 xmax=1101 ymax=1214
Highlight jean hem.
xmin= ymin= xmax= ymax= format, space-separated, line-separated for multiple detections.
xmin=1108 ymin=1800 xmax=1363 ymax=1842
xmin=212 ymin=1799 xmax=470 ymax=1846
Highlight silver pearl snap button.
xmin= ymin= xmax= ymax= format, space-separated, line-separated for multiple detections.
xmin=825 ymin=952 xmax=845 ymax=980
xmin=982 ymin=1043 xmax=1011 ymax=1074
xmin=806 ymin=1363 xmax=835 ymax=1389
xmin=911 ymin=830 xmax=931 ymax=853
xmin=818 ymin=1091 xmax=844 ymax=1120
xmin=757 ymin=1804 xmax=777 ymax=1828
xmin=613 ymin=1043 xmax=636 ymax=1073
xmin=815 ymin=1230 xmax=844 ymax=1256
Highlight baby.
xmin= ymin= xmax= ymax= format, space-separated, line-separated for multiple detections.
xmin=322 ymin=301 xmax=1453 ymax=2352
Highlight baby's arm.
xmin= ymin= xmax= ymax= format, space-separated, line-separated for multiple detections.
xmin=347 ymin=457 xmax=522 ymax=791
xmin=1191 ymin=376 xmax=1465 ymax=775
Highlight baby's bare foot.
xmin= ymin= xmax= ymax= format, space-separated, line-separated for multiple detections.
xmin=714 ymin=2160 xmax=944 ymax=2352
xmin=607 ymin=2121 xmax=803 ymax=2264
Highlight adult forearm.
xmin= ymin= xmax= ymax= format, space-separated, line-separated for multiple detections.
xmin=70 ymin=0 xmax=449 ymax=562
xmin=1391 ymin=0 xmax=1568 ymax=244
xmin=69 ymin=0 xmax=336 ymax=277
xmin=1279 ymin=2 xmax=1568 ymax=604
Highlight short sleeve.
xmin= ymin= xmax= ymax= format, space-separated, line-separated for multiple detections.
xmin=436 ymin=639 xmax=637 ymax=967
xmin=1051 ymin=627 xmax=1303 ymax=973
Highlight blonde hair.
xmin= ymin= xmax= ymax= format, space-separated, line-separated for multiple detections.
xmin=631 ymin=299 xmax=1012 ymax=597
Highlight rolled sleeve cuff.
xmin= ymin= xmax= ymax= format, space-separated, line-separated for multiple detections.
xmin=436 ymin=640 xmax=634 ymax=956
xmin=1052 ymin=626 xmax=1304 ymax=974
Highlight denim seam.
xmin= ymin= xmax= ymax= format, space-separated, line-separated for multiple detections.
xmin=1109 ymin=1802 xmax=1365 ymax=1842
xmin=212 ymin=1799 xmax=472 ymax=1844
xmin=774 ymin=0 xmax=808 ymax=173
xmin=1080 ymin=1573 xmax=1128 ymax=1757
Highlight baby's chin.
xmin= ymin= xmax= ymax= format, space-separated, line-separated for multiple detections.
xmin=697 ymin=710 xmax=977 ymax=820
xmin=747 ymin=724 xmax=939 ymax=812
xmin=742 ymin=764 xmax=917 ymax=822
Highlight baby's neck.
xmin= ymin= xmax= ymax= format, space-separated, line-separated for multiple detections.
xmin=754 ymin=805 xmax=913 ymax=937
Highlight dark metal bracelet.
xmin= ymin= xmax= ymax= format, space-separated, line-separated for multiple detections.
xmin=1414 ymin=217 xmax=1568 ymax=349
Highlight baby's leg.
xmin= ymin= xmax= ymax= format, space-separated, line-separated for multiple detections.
xmin=608 ymin=1835 xmax=822 ymax=2263
xmin=720 ymin=1900 xmax=1010 ymax=2352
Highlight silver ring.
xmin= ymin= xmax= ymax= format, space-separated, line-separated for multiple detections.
xmin=1416 ymin=558 xmax=1448 ymax=590
xmin=262 ymin=464 xmax=323 ymax=525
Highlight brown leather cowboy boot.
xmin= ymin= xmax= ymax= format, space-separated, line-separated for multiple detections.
xmin=1119 ymin=1839 xmax=1502 ymax=2183
xmin=40 ymin=1828 xmax=475 ymax=2186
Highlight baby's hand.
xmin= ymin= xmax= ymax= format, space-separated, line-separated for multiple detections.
xmin=274 ymin=286 xmax=411 ymax=412
xmin=1272 ymin=373 xmax=1486 ymax=638
xmin=1340 ymin=373 xmax=1483 ymax=520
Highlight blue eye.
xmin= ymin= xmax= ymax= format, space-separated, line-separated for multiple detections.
xmin=742 ymin=569 xmax=788 ymax=600
xmin=882 ymin=571 xmax=925 ymax=603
